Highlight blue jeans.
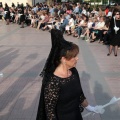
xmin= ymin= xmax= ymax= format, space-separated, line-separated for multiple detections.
xmin=76 ymin=27 xmax=83 ymax=36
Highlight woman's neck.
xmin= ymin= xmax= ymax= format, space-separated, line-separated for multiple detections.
xmin=54 ymin=64 xmax=71 ymax=78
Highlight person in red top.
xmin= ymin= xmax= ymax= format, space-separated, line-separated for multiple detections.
xmin=105 ymin=6 xmax=109 ymax=16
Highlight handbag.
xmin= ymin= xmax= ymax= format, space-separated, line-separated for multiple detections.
xmin=113 ymin=17 xmax=119 ymax=34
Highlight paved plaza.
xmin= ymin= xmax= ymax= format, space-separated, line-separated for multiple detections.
xmin=0 ymin=21 xmax=120 ymax=120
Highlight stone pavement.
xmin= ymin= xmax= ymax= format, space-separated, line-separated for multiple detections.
xmin=0 ymin=21 xmax=120 ymax=120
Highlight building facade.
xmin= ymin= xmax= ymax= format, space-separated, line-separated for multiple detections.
xmin=0 ymin=0 xmax=45 ymax=7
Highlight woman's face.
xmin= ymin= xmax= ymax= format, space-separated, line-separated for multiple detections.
xmin=65 ymin=55 xmax=79 ymax=69
xmin=115 ymin=12 xmax=120 ymax=19
xmin=83 ymin=16 xmax=86 ymax=20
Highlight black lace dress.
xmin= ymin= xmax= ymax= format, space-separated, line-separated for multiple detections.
xmin=36 ymin=67 xmax=86 ymax=120
xmin=110 ymin=18 xmax=120 ymax=46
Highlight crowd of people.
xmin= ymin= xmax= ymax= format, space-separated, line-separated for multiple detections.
xmin=0 ymin=2 xmax=120 ymax=56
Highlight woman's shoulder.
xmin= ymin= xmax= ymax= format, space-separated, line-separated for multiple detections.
xmin=45 ymin=74 xmax=61 ymax=86
xmin=50 ymin=74 xmax=61 ymax=81
xmin=70 ymin=67 xmax=80 ymax=79
xmin=70 ymin=67 xmax=78 ymax=73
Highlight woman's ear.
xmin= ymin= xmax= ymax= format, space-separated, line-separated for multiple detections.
xmin=61 ymin=57 xmax=66 ymax=64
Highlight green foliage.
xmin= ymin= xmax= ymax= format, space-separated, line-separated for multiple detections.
xmin=84 ymin=0 xmax=101 ymax=2
xmin=57 ymin=0 xmax=61 ymax=2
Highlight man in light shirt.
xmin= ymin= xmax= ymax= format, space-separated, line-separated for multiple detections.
xmin=32 ymin=4 xmax=38 ymax=13
xmin=73 ymin=3 xmax=80 ymax=14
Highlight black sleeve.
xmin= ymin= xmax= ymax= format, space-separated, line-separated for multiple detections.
xmin=109 ymin=18 xmax=114 ymax=31
xmin=72 ymin=67 xmax=86 ymax=103
xmin=44 ymin=76 xmax=60 ymax=120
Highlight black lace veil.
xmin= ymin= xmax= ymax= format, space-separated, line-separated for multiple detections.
xmin=40 ymin=29 xmax=73 ymax=82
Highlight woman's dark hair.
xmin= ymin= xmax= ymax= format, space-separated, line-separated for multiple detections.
xmin=67 ymin=5 xmax=70 ymax=10
xmin=105 ymin=17 xmax=110 ymax=28
xmin=70 ymin=14 xmax=74 ymax=19
xmin=83 ymin=15 xmax=88 ymax=22
xmin=56 ymin=43 xmax=79 ymax=67
xmin=5 ymin=3 xmax=8 ymax=7
xmin=112 ymin=8 xmax=120 ymax=17
xmin=62 ymin=44 xmax=79 ymax=60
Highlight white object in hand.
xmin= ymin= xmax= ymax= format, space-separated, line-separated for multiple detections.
xmin=85 ymin=105 xmax=95 ymax=112
xmin=85 ymin=105 xmax=105 ymax=114
xmin=94 ymin=105 xmax=105 ymax=114
xmin=93 ymin=97 xmax=120 ymax=114
xmin=83 ymin=97 xmax=120 ymax=118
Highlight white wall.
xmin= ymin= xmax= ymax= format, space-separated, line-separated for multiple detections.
xmin=0 ymin=0 xmax=45 ymax=7
xmin=0 ymin=0 xmax=31 ymax=7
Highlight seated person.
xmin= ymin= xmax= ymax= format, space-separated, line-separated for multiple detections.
xmin=59 ymin=14 xmax=69 ymax=33
xmin=74 ymin=14 xmax=88 ymax=39
xmin=97 ymin=18 xmax=110 ymax=44
xmin=65 ymin=14 xmax=75 ymax=35
xmin=90 ymin=16 xmax=105 ymax=42
xmin=80 ymin=18 xmax=93 ymax=41
xmin=38 ymin=12 xmax=50 ymax=29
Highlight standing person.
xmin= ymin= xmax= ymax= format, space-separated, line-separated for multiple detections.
xmin=17 ymin=2 xmax=20 ymax=8
xmin=19 ymin=4 xmax=25 ymax=28
xmin=4 ymin=3 xmax=10 ymax=25
xmin=107 ymin=10 xmax=120 ymax=56
xmin=0 ymin=2 xmax=3 ymax=7
xmin=36 ymin=29 xmax=104 ymax=120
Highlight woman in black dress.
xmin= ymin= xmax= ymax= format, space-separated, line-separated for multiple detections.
xmin=4 ymin=3 xmax=10 ymax=25
xmin=36 ymin=29 xmax=104 ymax=120
xmin=19 ymin=3 xmax=25 ymax=28
xmin=107 ymin=10 xmax=120 ymax=56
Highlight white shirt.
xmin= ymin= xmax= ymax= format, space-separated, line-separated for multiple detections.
xmin=73 ymin=6 xmax=79 ymax=13
xmin=82 ymin=9 xmax=87 ymax=15
xmin=69 ymin=18 xmax=75 ymax=27
xmin=88 ymin=22 xmax=93 ymax=28
xmin=96 ymin=22 xmax=105 ymax=28
xmin=107 ymin=12 xmax=112 ymax=17
xmin=41 ymin=15 xmax=45 ymax=20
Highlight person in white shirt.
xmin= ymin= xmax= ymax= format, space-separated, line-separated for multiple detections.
xmin=36 ymin=11 xmax=45 ymax=30
xmin=73 ymin=3 xmax=80 ymax=14
xmin=107 ymin=8 xmax=112 ymax=19
xmin=65 ymin=14 xmax=75 ymax=35
xmin=91 ymin=8 xmax=98 ymax=16
xmin=80 ymin=18 xmax=93 ymax=41
xmin=81 ymin=7 xmax=87 ymax=16
xmin=75 ymin=15 xmax=88 ymax=38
